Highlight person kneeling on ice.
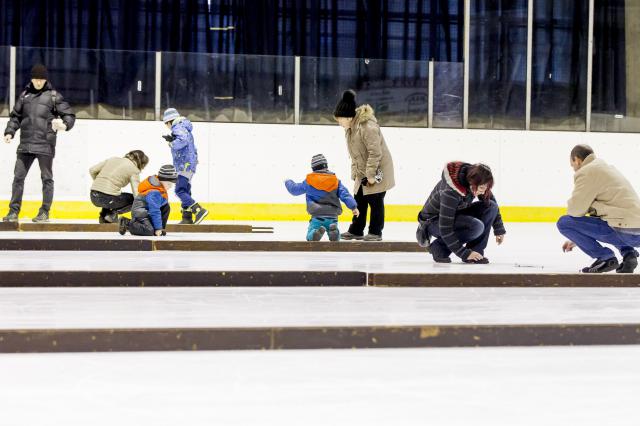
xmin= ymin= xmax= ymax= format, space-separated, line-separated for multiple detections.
xmin=285 ymin=154 xmax=359 ymax=241
xmin=89 ymin=150 xmax=149 ymax=224
xmin=416 ymin=162 xmax=506 ymax=264
xmin=161 ymin=108 xmax=208 ymax=224
xmin=118 ymin=165 xmax=177 ymax=237
xmin=557 ymin=145 xmax=640 ymax=274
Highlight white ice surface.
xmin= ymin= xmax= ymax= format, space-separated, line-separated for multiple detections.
xmin=1 ymin=287 xmax=639 ymax=329
xmin=0 ymin=223 xmax=598 ymax=273
xmin=1 ymin=345 xmax=639 ymax=426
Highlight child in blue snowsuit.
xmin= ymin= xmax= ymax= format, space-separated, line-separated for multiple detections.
xmin=285 ymin=154 xmax=359 ymax=241
xmin=162 ymin=108 xmax=209 ymax=224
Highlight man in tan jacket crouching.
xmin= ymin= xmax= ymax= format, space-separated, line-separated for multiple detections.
xmin=557 ymin=145 xmax=640 ymax=273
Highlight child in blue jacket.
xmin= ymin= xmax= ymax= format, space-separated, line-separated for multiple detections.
xmin=162 ymin=108 xmax=208 ymax=224
xmin=118 ymin=165 xmax=177 ymax=236
xmin=285 ymin=154 xmax=359 ymax=241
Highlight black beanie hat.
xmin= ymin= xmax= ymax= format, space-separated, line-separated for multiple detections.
xmin=31 ymin=64 xmax=48 ymax=80
xmin=333 ymin=90 xmax=357 ymax=118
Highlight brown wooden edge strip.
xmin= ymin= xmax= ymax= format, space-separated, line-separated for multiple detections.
xmin=155 ymin=240 xmax=423 ymax=252
xmin=0 ymin=271 xmax=366 ymax=287
xmin=2 ymin=324 xmax=638 ymax=353
xmin=0 ymin=239 xmax=153 ymax=251
xmin=13 ymin=223 xmax=258 ymax=233
xmin=368 ymin=273 xmax=640 ymax=287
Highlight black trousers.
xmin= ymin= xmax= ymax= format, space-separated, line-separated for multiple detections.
xmin=9 ymin=153 xmax=54 ymax=214
xmin=129 ymin=203 xmax=170 ymax=236
xmin=90 ymin=190 xmax=134 ymax=218
xmin=348 ymin=186 xmax=386 ymax=236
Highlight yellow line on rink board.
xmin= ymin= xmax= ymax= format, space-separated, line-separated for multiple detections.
xmin=0 ymin=200 xmax=567 ymax=223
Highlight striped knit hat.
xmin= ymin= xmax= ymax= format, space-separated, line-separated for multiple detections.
xmin=158 ymin=164 xmax=178 ymax=182
xmin=311 ymin=154 xmax=328 ymax=171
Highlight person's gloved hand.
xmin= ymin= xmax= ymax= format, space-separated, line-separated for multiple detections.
xmin=162 ymin=134 xmax=176 ymax=143
xmin=52 ymin=118 xmax=67 ymax=132
xmin=155 ymin=229 xmax=167 ymax=236
xmin=3 ymin=134 xmax=12 ymax=144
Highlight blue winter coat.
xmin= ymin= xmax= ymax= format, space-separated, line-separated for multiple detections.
xmin=285 ymin=171 xmax=357 ymax=218
xmin=170 ymin=118 xmax=198 ymax=176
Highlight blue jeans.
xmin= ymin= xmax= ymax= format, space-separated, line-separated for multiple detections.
xmin=557 ymin=215 xmax=640 ymax=260
xmin=427 ymin=200 xmax=499 ymax=258
xmin=307 ymin=217 xmax=338 ymax=241
xmin=175 ymin=175 xmax=196 ymax=209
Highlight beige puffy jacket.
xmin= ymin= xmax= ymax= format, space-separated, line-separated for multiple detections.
xmin=567 ymin=154 xmax=640 ymax=229
xmin=345 ymin=105 xmax=395 ymax=195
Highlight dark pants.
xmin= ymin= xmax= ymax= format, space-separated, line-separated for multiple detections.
xmin=129 ymin=203 xmax=170 ymax=236
xmin=90 ymin=191 xmax=134 ymax=219
xmin=427 ymin=201 xmax=499 ymax=258
xmin=348 ymin=186 xmax=386 ymax=236
xmin=557 ymin=215 xmax=640 ymax=260
xmin=9 ymin=153 xmax=54 ymax=214
xmin=176 ymin=175 xmax=196 ymax=209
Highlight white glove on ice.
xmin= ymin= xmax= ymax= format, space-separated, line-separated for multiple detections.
xmin=3 ymin=134 xmax=12 ymax=143
xmin=52 ymin=118 xmax=67 ymax=132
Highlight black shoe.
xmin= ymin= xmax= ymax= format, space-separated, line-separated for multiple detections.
xmin=433 ymin=255 xmax=452 ymax=263
xmin=179 ymin=209 xmax=194 ymax=225
xmin=311 ymin=227 xmax=326 ymax=241
xmin=2 ymin=211 xmax=19 ymax=222
xmin=363 ymin=233 xmax=382 ymax=242
xmin=582 ymin=257 xmax=619 ymax=273
xmin=103 ymin=212 xmax=118 ymax=224
xmin=464 ymin=257 xmax=490 ymax=264
xmin=341 ymin=231 xmax=363 ymax=240
xmin=189 ymin=203 xmax=209 ymax=225
xmin=32 ymin=211 xmax=49 ymax=223
xmin=616 ymin=250 xmax=639 ymax=274
xmin=118 ymin=217 xmax=130 ymax=235
xmin=328 ymin=223 xmax=340 ymax=242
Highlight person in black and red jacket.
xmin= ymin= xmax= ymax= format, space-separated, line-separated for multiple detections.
xmin=416 ymin=162 xmax=506 ymax=264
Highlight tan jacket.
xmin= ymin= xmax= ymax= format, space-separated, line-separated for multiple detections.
xmin=567 ymin=154 xmax=640 ymax=229
xmin=90 ymin=157 xmax=141 ymax=196
xmin=345 ymin=105 xmax=395 ymax=195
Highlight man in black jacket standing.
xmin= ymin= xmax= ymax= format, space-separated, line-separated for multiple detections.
xmin=3 ymin=64 xmax=75 ymax=223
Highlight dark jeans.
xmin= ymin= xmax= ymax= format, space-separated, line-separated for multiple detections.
xmin=90 ymin=190 xmax=134 ymax=219
xmin=427 ymin=201 xmax=499 ymax=258
xmin=348 ymin=186 xmax=386 ymax=236
xmin=176 ymin=175 xmax=196 ymax=209
xmin=9 ymin=153 xmax=54 ymax=214
xmin=557 ymin=215 xmax=640 ymax=260
xmin=129 ymin=203 xmax=170 ymax=236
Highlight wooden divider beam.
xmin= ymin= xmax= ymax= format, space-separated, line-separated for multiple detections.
xmin=0 ymin=271 xmax=366 ymax=287
xmin=2 ymin=323 xmax=638 ymax=353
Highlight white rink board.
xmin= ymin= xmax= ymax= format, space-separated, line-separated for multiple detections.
xmin=1 ymin=119 xmax=640 ymax=207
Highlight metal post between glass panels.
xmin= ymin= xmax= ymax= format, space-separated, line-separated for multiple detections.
xmin=428 ymin=60 xmax=434 ymax=128
xmin=9 ymin=46 xmax=16 ymax=112
xmin=155 ymin=51 xmax=162 ymax=121
xmin=463 ymin=0 xmax=470 ymax=129
xmin=294 ymin=56 xmax=300 ymax=125
xmin=586 ymin=0 xmax=595 ymax=132
xmin=525 ymin=0 xmax=534 ymax=130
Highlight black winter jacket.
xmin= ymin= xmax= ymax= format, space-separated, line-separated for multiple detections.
xmin=418 ymin=162 xmax=506 ymax=260
xmin=4 ymin=82 xmax=76 ymax=157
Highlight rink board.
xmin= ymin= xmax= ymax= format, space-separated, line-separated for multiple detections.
xmin=2 ymin=324 xmax=639 ymax=353
xmin=0 ymin=222 xmax=272 ymax=233
xmin=1 ymin=270 xmax=640 ymax=287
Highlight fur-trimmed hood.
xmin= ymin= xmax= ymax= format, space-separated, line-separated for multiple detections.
xmin=352 ymin=104 xmax=377 ymax=129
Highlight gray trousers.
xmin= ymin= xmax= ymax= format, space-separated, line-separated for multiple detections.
xmin=9 ymin=153 xmax=54 ymax=213
xmin=129 ymin=203 xmax=170 ymax=236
